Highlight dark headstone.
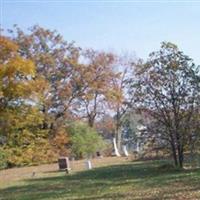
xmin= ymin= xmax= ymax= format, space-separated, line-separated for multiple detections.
xmin=96 ymin=151 xmax=101 ymax=157
xmin=58 ymin=157 xmax=71 ymax=173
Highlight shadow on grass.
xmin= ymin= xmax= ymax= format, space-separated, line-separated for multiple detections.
xmin=1 ymin=160 xmax=200 ymax=200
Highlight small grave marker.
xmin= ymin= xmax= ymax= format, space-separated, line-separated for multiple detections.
xmin=96 ymin=151 xmax=101 ymax=157
xmin=85 ymin=160 xmax=92 ymax=170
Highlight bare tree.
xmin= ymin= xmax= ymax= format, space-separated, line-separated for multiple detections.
xmin=131 ymin=42 xmax=200 ymax=168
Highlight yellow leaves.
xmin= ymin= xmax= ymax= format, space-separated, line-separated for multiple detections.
xmin=52 ymin=129 xmax=69 ymax=146
xmin=23 ymin=107 xmax=44 ymax=125
xmin=2 ymin=79 xmax=32 ymax=99
xmin=1 ymin=106 xmax=43 ymax=132
xmin=19 ymin=129 xmax=35 ymax=144
xmin=0 ymin=36 xmax=18 ymax=63
xmin=84 ymin=92 xmax=95 ymax=101
xmin=50 ymin=128 xmax=69 ymax=156
xmin=0 ymin=36 xmax=35 ymax=78
xmin=0 ymin=37 xmax=43 ymax=102
xmin=5 ymin=138 xmax=57 ymax=166
xmin=107 ymin=90 xmax=123 ymax=103
xmin=29 ymin=77 xmax=50 ymax=101
xmin=3 ymin=56 xmax=35 ymax=78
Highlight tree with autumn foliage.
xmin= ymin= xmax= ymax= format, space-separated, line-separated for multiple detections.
xmin=5 ymin=26 xmax=126 ymax=164
xmin=131 ymin=42 xmax=200 ymax=168
xmin=0 ymin=36 xmax=55 ymax=167
xmin=76 ymin=49 xmax=121 ymax=127
xmin=9 ymin=25 xmax=82 ymax=132
xmin=4 ymin=24 xmax=200 ymax=171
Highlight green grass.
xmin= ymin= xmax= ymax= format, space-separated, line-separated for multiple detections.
xmin=1 ymin=160 xmax=200 ymax=200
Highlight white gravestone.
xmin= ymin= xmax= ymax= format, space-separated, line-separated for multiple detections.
xmin=85 ymin=160 xmax=92 ymax=170
xmin=113 ymin=138 xmax=121 ymax=157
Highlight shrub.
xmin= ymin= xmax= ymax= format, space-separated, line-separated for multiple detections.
xmin=0 ymin=148 xmax=9 ymax=169
xmin=68 ymin=122 xmax=106 ymax=159
xmin=3 ymin=139 xmax=58 ymax=168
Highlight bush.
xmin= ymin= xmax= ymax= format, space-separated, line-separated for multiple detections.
xmin=50 ymin=128 xmax=70 ymax=157
xmin=3 ymin=138 xmax=58 ymax=168
xmin=0 ymin=148 xmax=9 ymax=169
xmin=101 ymin=142 xmax=113 ymax=157
xmin=68 ymin=122 xmax=106 ymax=159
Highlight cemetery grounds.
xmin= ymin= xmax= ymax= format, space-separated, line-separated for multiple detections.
xmin=0 ymin=156 xmax=200 ymax=200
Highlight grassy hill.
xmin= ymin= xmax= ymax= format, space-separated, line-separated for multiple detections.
xmin=1 ymin=157 xmax=200 ymax=200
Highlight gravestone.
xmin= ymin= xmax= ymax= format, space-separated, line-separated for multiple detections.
xmin=96 ymin=151 xmax=103 ymax=158
xmin=96 ymin=151 xmax=101 ymax=157
xmin=31 ymin=171 xmax=36 ymax=178
xmin=85 ymin=160 xmax=92 ymax=170
xmin=58 ymin=157 xmax=71 ymax=173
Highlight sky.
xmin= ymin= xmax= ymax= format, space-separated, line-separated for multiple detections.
xmin=1 ymin=0 xmax=200 ymax=63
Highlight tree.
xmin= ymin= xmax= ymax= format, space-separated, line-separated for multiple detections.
xmin=110 ymin=58 xmax=134 ymax=150
xmin=0 ymin=36 xmax=53 ymax=166
xmin=76 ymin=49 xmax=120 ymax=127
xmin=131 ymin=42 xmax=200 ymax=168
xmin=95 ymin=114 xmax=115 ymax=139
xmin=8 ymin=25 xmax=82 ymax=132
xmin=68 ymin=122 xmax=105 ymax=159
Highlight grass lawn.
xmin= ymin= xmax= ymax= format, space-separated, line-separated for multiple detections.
xmin=0 ymin=157 xmax=200 ymax=200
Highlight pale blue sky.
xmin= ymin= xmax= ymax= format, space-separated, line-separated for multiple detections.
xmin=1 ymin=1 xmax=200 ymax=63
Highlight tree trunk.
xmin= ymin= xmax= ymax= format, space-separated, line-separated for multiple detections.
xmin=115 ymin=122 xmax=122 ymax=151
xmin=115 ymin=107 xmax=122 ymax=151
xmin=88 ymin=116 xmax=95 ymax=127
xmin=41 ymin=105 xmax=49 ymax=129
xmin=177 ymin=146 xmax=184 ymax=168
xmin=176 ymin=131 xmax=184 ymax=168
xmin=170 ymin=140 xmax=178 ymax=167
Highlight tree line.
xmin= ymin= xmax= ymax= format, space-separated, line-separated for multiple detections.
xmin=0 ymin=25 xmax=199 ymax=168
